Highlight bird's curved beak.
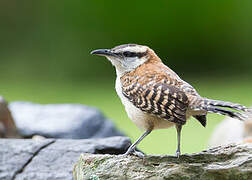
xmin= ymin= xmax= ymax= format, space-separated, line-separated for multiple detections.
xmin=90 ymin=49 xmax=117 ymax=57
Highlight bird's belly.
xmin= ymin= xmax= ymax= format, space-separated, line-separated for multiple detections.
xmin=121 ymin=95 xmax=174 ymax=130
xmin=115 ymin=78 xmax=174 ymax=130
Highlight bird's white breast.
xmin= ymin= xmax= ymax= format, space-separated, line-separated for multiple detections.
xmin=115 ymin=77 xmax=174 ymax=130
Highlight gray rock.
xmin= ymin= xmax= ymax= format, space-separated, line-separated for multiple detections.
xmin=0 ymin=138 xmax=54 ymax=180
xmin=0 ymin=136 xmax=131 ymax=180
xmin=74 ymin=143 xmax=252 ymax=180
xmin=9 ymin=102 xmax=123 ymax=139
xmin=209 ymin=107 xmax=252 ymax=148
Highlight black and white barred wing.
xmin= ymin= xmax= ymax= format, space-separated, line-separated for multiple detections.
xmin=122 ymin=81 xmax=189 ymax=125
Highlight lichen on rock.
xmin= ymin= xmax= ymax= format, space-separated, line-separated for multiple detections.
xmin=73 ymin=143 xmax=252 ymax=180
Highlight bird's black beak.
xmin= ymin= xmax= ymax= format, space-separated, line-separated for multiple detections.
xmin=90 ymin=49 xmax=117 ymax=57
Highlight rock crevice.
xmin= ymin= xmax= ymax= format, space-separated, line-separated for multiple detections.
xmin=12 ymin=140 xmax=56 ymax=180
xmin=0 ymin=136 xmax=131 ymax=180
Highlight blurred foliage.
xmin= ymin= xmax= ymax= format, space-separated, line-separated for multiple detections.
xmin=0 ymin=0 xmax=252 ymax=82
xmin=0 ymin=1 xmax=252 ymax=154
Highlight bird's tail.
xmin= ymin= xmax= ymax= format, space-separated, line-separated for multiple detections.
xmin=200 ymin=98 xmax=251 ymax=121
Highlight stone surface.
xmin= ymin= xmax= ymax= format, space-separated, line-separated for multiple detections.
xmin=9 ymin=102 xmax=123 ymax=139
xmin=74 ymin=143 xmax=252 ymax=180
xmin=0 ymin=139 xmax=54 ymax=180
xmin=209 ymin=117 xmax=244 ymax=147
xmin=0 ymin=136 xmax=131 ymax=180
xmin=209 ymin=108 xmax=252 ymax=148
xmin=0 ymin=96 xmax=20 ymax=138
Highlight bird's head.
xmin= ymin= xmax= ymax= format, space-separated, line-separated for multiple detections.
xmin=91 ymin=44 xmax=156 ymax=76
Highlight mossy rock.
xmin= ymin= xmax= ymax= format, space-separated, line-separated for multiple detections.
xmin=73 ymin=143 xmax=252 ymax=180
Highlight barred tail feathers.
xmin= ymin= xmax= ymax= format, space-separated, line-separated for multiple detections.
xmin=201 ymin=98 xmax=251 ymax=121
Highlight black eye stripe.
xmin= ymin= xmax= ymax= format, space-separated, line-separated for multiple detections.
xmin=123 ymin=51 xmax=147 ymax=58
xmin=123 ymin=51 xmax=135 ymax=57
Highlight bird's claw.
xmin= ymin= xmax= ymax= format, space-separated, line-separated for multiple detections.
xmin=132 ymin=150 xmax=145 ymax=158
xmin=175 ymin=150 xmax=181 ymax=159
xmin=122 ymin=149 xmax=145 ymax=158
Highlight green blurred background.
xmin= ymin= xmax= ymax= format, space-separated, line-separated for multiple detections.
xmin=0 ymin=0 xmax=251 ymax=154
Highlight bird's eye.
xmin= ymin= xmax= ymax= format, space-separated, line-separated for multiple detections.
xmin=123 ymin=51 xmax=136 ymax=57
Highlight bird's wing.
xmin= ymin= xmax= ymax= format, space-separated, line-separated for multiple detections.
xmin=121 ymin=76 xmax=189 ymax=125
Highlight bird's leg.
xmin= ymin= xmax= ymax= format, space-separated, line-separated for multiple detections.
xmin=124 ymin=129 xmax=152 ymax=157
xmin=175 ymin=124 xmax=182 ymax=158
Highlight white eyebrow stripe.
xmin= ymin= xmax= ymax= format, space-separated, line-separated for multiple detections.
xmin=115 ymin=46 xmax=147 ymax=53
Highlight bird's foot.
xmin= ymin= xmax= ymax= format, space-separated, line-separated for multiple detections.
xmin=122 ymin=149 xmax=145 ymax=158
xmin=175 ymin=150 xmax=181 ymax=159
xmin=132 ymin=150 xmax=145 ymax=158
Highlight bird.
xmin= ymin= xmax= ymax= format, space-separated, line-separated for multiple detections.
xmin=91 ymin=44 xmax=251 ymax=157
